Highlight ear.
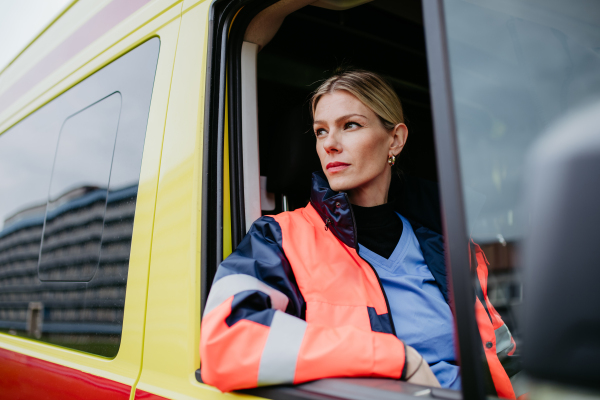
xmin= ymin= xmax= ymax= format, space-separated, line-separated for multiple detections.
xmin=389 ymin=123 xmax=408 ymax=157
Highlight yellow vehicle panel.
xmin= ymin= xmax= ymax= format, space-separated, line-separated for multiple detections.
xmin=0 ymin=0 xmax=183 ymax=395
xmin=133 ymin=0 xmax=248 ymax=398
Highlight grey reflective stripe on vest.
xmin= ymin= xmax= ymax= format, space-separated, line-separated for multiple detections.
xmin=258 ymin=311 xmax=307 ymax=386
xmin=495 ymin=323 xmax=513 ymax=353
xmin=204 ymin=273 xmax=290 ymax=316
xmin=510 ymin=371 xmax=528 ymax=398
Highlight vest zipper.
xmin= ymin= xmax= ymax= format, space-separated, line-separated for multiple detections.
xmin=344 ymin=193 xmax=398 ymax=337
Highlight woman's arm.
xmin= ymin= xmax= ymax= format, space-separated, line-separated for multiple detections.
xmin=200 ymin=216 xmax=411 ymax=392
xmin=404 ymin=345 xmax=441 ymax=387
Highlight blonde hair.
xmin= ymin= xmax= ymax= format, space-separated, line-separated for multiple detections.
xmin=310 ymin=70 xmax=404 ymax=130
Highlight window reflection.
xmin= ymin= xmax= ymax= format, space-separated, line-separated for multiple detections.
xmin=444 ymin=0 xmax=600 ymax=396
xmin=39 ymin=93 xmax=122 ymax=282
xmin=0 ymin=38 xmax=159 ymax=357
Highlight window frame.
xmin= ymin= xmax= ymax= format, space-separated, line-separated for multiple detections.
xmin=201 ymin=0 xmax=278 ymax=313
xmin=422 ymin=1 xmax=487 ymax=399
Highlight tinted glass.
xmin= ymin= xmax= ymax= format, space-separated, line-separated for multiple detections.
xmin=0 ymin=38 xmax=159 ymax=357
xmin=39 ymin=93 xmax=122 ymax=281
xmin=443 ymin=0 xmax=600 ymax=396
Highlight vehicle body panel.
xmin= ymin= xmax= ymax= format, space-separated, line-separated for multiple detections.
xmin=0 ymin=0 xmax=183 ymax=396
xmin=132 ymin=1 xmax=238 ymax=399
xmin=0 ymin=347 xmax=130 ymax=399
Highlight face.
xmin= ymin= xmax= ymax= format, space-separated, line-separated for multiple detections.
xmin=313 ymin=90 xmax=407 ymax=204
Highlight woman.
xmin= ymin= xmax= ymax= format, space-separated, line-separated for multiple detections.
xmin=201 ymin=71 xmax=519 ymax=397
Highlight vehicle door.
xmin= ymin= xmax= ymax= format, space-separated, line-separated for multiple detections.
xmin=197 ymin=0 xmax=464 ymax=399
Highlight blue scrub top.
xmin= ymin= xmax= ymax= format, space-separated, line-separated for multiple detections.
xmin=358 ymin=213 xmax=461 ymax=389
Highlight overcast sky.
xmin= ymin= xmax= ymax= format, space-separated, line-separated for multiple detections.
xmin=0 ymin=0 xmax=71 ymax=73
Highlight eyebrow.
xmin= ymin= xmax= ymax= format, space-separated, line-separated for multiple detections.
xmin=313 ymin=113 xmax=368 ymax=125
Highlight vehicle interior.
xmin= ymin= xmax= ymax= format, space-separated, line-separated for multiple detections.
xmin=255 ymin=0 xmax=437 ymax=213
xmin=214 ymin=0 xmax=439 ymax=248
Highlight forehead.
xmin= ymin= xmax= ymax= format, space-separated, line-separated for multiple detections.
xmin=314 ymin=90 xmax=374 ymax=121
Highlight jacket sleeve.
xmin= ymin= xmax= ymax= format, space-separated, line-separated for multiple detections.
xmin=200 ymin=216 xmax=406 ymax=392
xmin=471 ymin=241 xmax=522 ymax=399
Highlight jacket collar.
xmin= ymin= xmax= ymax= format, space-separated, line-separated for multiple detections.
xmin=308 ymin=171 xmax=443 ymax=247
xmin=309 ymin=172 xmax=357 ymax=249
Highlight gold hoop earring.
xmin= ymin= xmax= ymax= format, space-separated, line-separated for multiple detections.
xmin=388 ymin=155 xmax=396 ymax=166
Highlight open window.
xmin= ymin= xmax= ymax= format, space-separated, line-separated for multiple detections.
xmin=237 ymin=0 xmax=437 ymax=235
xmin=200 ymin=0 xmax=459 ymax=399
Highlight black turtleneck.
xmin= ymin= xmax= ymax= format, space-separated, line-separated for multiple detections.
xmin=352 ymin=202 xmax=403 ymax=259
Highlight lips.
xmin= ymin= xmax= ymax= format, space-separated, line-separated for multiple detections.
xmin=326 ymin=162 xmax=350 ymax=173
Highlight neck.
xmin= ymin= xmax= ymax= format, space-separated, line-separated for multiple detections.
xmin=347 ymin=171 xmax=392 ymax=207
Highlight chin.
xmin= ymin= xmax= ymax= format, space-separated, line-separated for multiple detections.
xmin=326 ymin=174 xmax=358 ymax=192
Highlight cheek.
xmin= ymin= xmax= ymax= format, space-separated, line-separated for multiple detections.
xmin=316 ymin=142 xmax=326 ymax=165
xmin=353 ymin=134 xmax=388 ymax=167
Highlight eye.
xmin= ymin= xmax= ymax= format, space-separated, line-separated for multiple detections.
xmin=344 ymin=121 xmax=362 ymax=130
xmin=315 ymin=128 xmax=327 ymax=137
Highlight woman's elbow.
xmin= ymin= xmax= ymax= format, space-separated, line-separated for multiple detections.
xmin=199 ymin=321 xmax=269 ymax=392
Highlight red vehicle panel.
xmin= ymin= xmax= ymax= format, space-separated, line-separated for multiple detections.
xmin=0 ymin=347 xmax=130 ymax=400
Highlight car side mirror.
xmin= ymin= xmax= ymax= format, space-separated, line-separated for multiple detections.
xmin=522 ymin=101 xmax=600 ymax=390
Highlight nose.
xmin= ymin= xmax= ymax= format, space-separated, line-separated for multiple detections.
xmin=322 ymin=130 xmax=341 ymax=155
